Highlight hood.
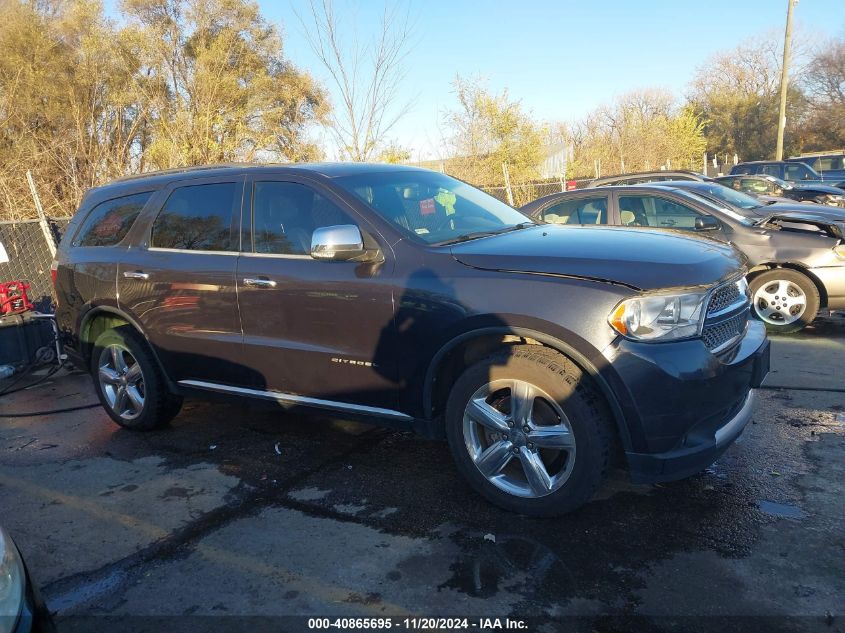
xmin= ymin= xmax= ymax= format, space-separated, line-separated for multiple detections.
xmin=759 ymin=211 xmax=845 ymax=240
xmin=755 ymin=201 xmax=845 ymax=222
xmin=449 ymin=225 xmax=744 ymax=291
xmin=791 ymin=181 xmax=845 ymax=193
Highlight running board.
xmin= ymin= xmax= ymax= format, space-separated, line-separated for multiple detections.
xmin=177 ymin=379 xmax=413 ymax=421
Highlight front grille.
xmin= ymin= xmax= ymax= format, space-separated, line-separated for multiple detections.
xmin=702 ymin=310 xmax=748 ymax=351
xmin=707 ymin=282 xmax=741 ymax=315
xmin=701 ymin=278 xmax=750 ymax=352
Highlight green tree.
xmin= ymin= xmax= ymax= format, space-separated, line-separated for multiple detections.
xmin=444 ymin=76 xmax=545 ymax=190
xmin=688 ymin=36 xmax=807 ymax=161
xmin=0 ymin=0 xmax=329 ymax=220
xmin=796 ymin=34 xmax=845 ymax=151
xmin=121 ymin=0 xmax=328 ymax=168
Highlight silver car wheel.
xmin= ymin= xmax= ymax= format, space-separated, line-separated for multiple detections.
xmin=753 ymin=279 xmax=807 ymax=326
xmin=462 ymin=379 xmax=576 ymax=499
xmin=98 ymin=345 xmax=145 ymax=421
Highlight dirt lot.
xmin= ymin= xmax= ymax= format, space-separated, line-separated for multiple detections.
xmin=1 ymin=316 xmax=844 ymax=632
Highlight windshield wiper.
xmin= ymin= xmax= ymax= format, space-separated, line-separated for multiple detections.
xmin=437 ymin=222 xmax=535 ymax=245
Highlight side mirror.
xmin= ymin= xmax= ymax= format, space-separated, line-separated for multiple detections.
xmin=695 ymin=215 xmax=720 ymax=231
xmin=310 ymin=225 xmax=368 ymax=261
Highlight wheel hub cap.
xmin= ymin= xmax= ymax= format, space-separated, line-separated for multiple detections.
xmin=462 ymin=378 xmax=577 ymax=499
xmin=98 ymin=345 xmax=146 ymax=421
xmin=753 ymin=279 xmax=807 ymax=325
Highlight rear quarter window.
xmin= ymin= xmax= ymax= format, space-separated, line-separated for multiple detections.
xmin=73 ymin=191 xmax=153 ymax=247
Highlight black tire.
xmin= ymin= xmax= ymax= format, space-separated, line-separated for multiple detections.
xmin=90 ymin=326 xmax=182 ymax=430
xmin=749 ymin=269 xmax=820 ymax=334
xmin=445 ymin=345 xmax=614 ymax=516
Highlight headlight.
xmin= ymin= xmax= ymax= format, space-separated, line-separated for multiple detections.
xmin=0 ymin=527 xmax=25 ymax=633
xmin=609 ymin=290 xmax=708 ymax=342
xmin=835 ymin=244 xmax=845 ymax=259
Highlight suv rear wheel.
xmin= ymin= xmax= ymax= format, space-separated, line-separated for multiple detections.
xmin=91 ymin=326 xmax=182 ymax=430
xmin=749 ymin=269 xmax=819 ymax=334
xmin=445 ymin=345 xmax=613 ymax=516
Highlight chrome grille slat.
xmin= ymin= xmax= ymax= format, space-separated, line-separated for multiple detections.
xmin=702 ymin=310 xmax=748 ymax=352
xmin=707 ymin=283 xmax=742 ymax=315
xmin=702 ymin=278 xmax=750 ymax=352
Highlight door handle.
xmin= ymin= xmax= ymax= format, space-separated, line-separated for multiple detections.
xmin=243 ymin=277 xmax=277 ymax=288
xmin=123 ymin=271 xmax=150 ymax=280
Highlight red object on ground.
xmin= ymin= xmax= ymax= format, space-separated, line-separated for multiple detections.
xmin=566 ymin=180 xmax=578 ymax=191
xmin=0 ymin=280 xmax=34 ymax=315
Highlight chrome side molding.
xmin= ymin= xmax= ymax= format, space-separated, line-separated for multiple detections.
xmin=178 ymin=379 xmax=412 ymax=421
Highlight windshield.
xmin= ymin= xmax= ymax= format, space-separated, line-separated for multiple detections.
xmin=333 ymin=170 xmax=533 ymax=244
xmin=684 ymin=183 xmax=764 ymax=210
xmin=677 ymin=190 xmax=759 ymax=226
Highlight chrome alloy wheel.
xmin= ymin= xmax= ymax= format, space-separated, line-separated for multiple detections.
xmin=98 ymin=345 xmax=145 ymax=421
xmin=753 ymin=279 xmax=807 ymax=325
xmin=462 ymin=379 xmax=576 ymax=498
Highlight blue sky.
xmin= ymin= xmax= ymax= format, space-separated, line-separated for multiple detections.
xmin=265 ymin=0 xmax=842 ymax=159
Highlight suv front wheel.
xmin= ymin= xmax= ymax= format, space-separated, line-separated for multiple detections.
xmin=445 ymin=346 xmax=613 ymax=516
xmin=91 ymin=326 xmax=183 ymax=430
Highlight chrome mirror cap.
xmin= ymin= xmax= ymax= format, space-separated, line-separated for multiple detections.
xmin=310 ymin=225 xmax=366 ymax=261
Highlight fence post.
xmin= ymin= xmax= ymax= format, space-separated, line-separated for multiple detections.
xmin=703 ymin=152 xmax=707 ymax=175
xmin=26 ymin=170 xmax=56 ymax=258
xmin=501 ymin=163 xmax=514 ymax=206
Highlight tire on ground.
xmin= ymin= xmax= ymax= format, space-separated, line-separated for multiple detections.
xmin=444 ymin=345 xmax=614 ymax=516
xmin=90 ymin=325 xmax=183 ymax=430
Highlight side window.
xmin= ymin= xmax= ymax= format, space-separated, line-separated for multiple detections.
xmin=760 ymin=164 xmax=781 ymax=177
xmin=73 ymin=192 xmax=152 ymax=247
xmin=743 ymin=177 xmax=772 ymax=194
xmin=252 ymin=182 xmax=354 ymax=255
xmin=542 ymin=196 xmax=607 ymax=225
xmin=784 ymin=163 xmax=812 ymax=180
xmin=818 ymin=156 xmax=843 ymax=171
xmin=151 ymin=183 xmax=238 ymax=251
xmin=618 ymin=195 xmax=700 ymax=230
xmin=733 ymin=165 xmax=751 ymax=175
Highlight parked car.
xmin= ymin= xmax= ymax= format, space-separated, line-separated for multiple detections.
xmin=786 ymin=152 xmax=845 ymax=181
xmin=0 ymin=526 xmax=55 ymax=633
xmin=521 ymin=184 xmax=845 ymax=334
xmin=54 ymin=164 xmax=770 ymax=516
xmin=717 ymin=174 xmax=845 ymax=207
xmin=656 ymin=180 xmax=845 ymax=223
xmin=586 ymin=170 xmax=713 ymax=188
xmin=729 ymin=160 xmax=845 ymax=189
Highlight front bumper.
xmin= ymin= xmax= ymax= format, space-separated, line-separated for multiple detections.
xmin=626 ymin=389 xmax=758 ymax=483
xmin=602 ymin=319 xmax=770 ymax=483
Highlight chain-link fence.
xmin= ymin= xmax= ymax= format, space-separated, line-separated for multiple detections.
xmin=0 ymin=218 xmax=70 ymax=311
xmin=479 ymin=179 xmax=593 ymax=207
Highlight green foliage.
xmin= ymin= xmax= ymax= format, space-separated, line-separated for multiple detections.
xmin=444 ymin=76 xmax=546 ymax=186
xmin=0 ymin=0 xmax=328 ymax=220
xmin=377 ymin=142 xmax=411 ymax=164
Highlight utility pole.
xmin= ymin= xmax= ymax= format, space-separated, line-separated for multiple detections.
xmin=775 ymin=0 xmax=797 ymax=160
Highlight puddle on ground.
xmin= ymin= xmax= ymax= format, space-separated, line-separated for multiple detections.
xmin=439 ymin=532 xmax=575 ymax=601
xmin=757 ymin=500 xmax=805 ymax=519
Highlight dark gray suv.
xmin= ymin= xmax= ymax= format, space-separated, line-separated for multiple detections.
xmin=53 ymin=164 xmax=770 ymax=516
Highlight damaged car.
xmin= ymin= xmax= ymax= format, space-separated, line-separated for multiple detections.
xmin=522 ymin=184 xmax=845 ymax=334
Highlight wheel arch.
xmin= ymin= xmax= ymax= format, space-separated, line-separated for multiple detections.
xmin=422 ymin=326 xmax=632 ymax=452
xmin=79 ymin=306 xmax=177 ymax=390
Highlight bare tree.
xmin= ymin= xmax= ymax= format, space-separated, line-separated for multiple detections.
xmin=297 ymin=0 xmax=414 ymax=161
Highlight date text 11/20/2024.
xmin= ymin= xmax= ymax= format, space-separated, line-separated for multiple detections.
xmin=307 ymin=617 xmax=529 ymax=630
